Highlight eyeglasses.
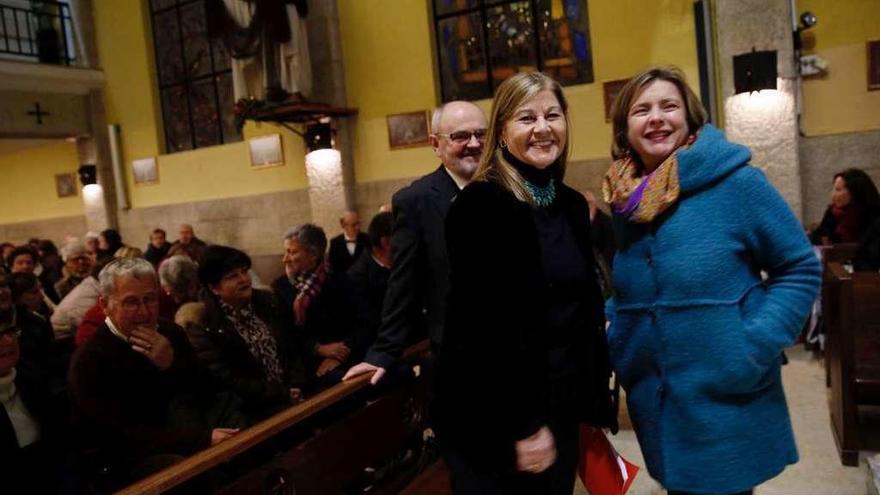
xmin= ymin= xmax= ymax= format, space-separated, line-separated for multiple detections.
xmin=115 ymin=295 xmax=160 ymax=312
xmin=436 ymin=129 xmax=487 ymax=144
xmin=0 ymin=327 xmax=21 ymax=340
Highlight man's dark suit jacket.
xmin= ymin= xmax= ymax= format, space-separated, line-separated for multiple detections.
xmin=347 ymin=252 xmax=390 ymax=361
xmin=327 ymin=232 xmax=369 ymax=274
xmin=365 ymin=165 xmax=459 ymax=368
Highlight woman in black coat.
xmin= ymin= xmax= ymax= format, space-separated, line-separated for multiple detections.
xmin=437 ymin=72 xmax=616 ymax=494
xmin=180 ymin=245 xmax=303 ymax=422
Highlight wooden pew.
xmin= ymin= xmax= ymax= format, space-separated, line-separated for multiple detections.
xmin=824 ymin=261 xmax=880 ymax=466
xmin=116 ymin=341 xmax=433 ymax=494
xmin=820 ymin=243 xmax=860 ymax=386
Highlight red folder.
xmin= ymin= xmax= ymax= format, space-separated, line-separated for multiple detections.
xmin=578 ymin=426 xmax=639 ymax=495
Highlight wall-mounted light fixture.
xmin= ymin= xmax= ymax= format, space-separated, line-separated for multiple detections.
xmin=78 ymin=164 xmax=97 ymax=187
xmin=733 ymin=49 xmax=777 ymax=94
xmin=304 ymin=121 xmax=333 ymax=152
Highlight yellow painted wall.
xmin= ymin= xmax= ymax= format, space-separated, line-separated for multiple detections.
xmin=92 ymin=0 xmax=308 ymax=209
xmin=799 ymin=0 xmax=880 ymax=136
xmin=0 ymin=141 xmax=83 ymax=224
xmin=339 ymin=0 xmax=699 ymax=183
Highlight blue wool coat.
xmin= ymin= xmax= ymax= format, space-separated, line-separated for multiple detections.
xmin=606 ymin=125 xmax=821 ymax=494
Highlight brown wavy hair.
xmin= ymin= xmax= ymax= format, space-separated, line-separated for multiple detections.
xmin=472 ymin=72 xmax=570 ymax=206
xmin=610 ymin=66 xmax=708 ymax=162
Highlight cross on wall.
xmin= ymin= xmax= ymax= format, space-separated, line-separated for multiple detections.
xmin=27 ymin=102 xmax=50 ymax=125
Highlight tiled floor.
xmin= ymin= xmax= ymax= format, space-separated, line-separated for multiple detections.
xmin=582 ymin=347 xmax=868 ymax=495
xmin=403 ymin=347 xmax=868 ymax=494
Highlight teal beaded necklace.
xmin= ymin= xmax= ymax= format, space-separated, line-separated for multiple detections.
xmin=524 ymin=178 xmax=556 ymax=207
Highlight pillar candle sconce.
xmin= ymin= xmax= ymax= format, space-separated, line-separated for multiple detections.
xmin=305 ymin=120 xmax=334 ymax=152
xmin=733 ymin=49 xmax=777 ymax=94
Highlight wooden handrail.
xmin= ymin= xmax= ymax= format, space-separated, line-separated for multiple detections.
xmin=827 ymin=261 xmax=853 ymax=281
xmin=116 ymin=340 xmax=431 ymax=495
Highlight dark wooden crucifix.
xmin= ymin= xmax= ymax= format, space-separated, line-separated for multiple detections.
xmin=27 ymin=102 xmax=50 ymax=125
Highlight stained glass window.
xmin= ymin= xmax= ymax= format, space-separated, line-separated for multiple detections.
xmin=150 ymin=0 xmax=241 ymax=153
xmin=433 ymin=0 xmax=594 ymax=102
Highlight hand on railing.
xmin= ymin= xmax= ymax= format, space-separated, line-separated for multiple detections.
xmin=342 ymin=362 xmax=386 ymax=385
xmin=316 ymin=342 xmax=350 ymax=362
xmin=210 ymin=428 xmax=240 ymax=446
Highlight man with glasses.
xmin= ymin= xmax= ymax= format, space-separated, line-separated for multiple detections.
xmin=68 ymin=258 xmax=243 ymax=490
xmin=345 ymin=101 xmax=487 ymax=384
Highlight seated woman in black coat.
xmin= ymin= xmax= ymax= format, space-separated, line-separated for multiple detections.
xmin=271 ymin=224 xmax=357 ymax=391
xmin=438 ymin=72 xmax=616 ymax=494
xmin=180 ymin=245 xmax=303 ymax=422
xmin=811 ymin=168 xmax=880 ymax=245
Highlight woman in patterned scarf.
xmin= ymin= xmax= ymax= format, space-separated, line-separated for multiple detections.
xmin=271 ymin=224 xmax=358 ymax=391
xmin=603 ymin=66 xmax=820 ymax=495
xmin=180 ymin=245 xmax=303 ymax=422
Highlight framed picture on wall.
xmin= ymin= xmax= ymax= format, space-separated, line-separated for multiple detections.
xmin=603 ymin=79 xmax=629 ymax=122
xmin=869 ymin=40 xmax=880 ymax=91
xmin=249 ymin=134 xmax=284 ymax=168
xmin=132 ymin=157 xmax=159 ymax=185
xmin=387 ymin=111 xmax=430 ymax=149
xmin=55 ymin=173 xmax=77 ymax=198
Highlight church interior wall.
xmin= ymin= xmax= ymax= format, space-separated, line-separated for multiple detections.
xmin=796 ymin=0 xmax=880 ymax=225
xmin=0 ymin=140 xmax=84 ymax=234
xmin=4 ymin=0 xmax=879 ymax=248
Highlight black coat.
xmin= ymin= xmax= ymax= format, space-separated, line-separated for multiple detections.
xmin=272 ymin=271 xmax=357 ymax=377
xmin=327 ymin=233 xmax=370 ymax=274
xmin=436 ymin=180 xmax=616 ymax=469
xmin=144 ymin=242 xmax=171 ymax=267
xmin=855 ymin=217 xmax=880 ymax=272
xmin=347 ymin=251 xmax=390 ymax=361
xmin=365 ymin=165 xmax=458 ymax=368
xmin=186 ymin=289 xmax=299 ymax=420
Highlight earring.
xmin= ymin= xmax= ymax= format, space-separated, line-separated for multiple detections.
xmin=499 ymin=139 xmax=507 ymax=149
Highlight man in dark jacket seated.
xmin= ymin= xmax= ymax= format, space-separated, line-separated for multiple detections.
xmin=272 ymin=224 xmax=358 ymax=391
xmin=346 ymin=212 xmax=393 ymax=361
xmin=327 ymin=211 xmax=370 ymax=274
xmin=68 ymin=258 xmax=244 ymax=492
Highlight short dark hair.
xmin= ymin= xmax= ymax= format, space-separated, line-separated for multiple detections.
xmin=7 ymin=272 xmax=39 ymax=302
xmin=37 ymin=239 xmax=58 ymax=257
xmin=6 ymin=246 xmax=36 ymax=267
xmin=152 ymin=228 xmax=167 ymax=237
xmin=367 ymin=212 xmax=393 ymax=248
xmin=283 ymin=224 xmax=327 ymax=256
xmin=197 ymin=245 xmax=251 ymax=287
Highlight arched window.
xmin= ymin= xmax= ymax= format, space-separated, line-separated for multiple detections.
xmin=150 ymin=0 xmax=241 ymax=152
xmin=433 ymin=0 xmax=594 ymax=102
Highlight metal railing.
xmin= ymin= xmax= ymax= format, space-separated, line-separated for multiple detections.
xmin=0 ymin=0 xmax=75 ymax=65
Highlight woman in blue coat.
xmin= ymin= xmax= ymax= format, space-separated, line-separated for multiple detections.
xmin=602 ymin=66 xmax=821 ymax=495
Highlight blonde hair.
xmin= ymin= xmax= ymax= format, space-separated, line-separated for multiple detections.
xmin=113 ymin=246 xmax=143 ymax=259
xmin=610 ymin=66 xmax=708 ymax=161
xmin=472 ymin=72 xmax=570 ymax=206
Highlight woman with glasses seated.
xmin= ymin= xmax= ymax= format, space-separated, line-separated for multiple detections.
xmin=180 ymin=245 xmax=303 ymax=422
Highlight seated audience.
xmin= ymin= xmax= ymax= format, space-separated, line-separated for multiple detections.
xmin=7 ymin=272 xmax=52 ymax=320
xmin=346 ymin=212 xmax=393 ymax=361
xmin=7 ymin=245 xmax=37 ymax=274
xmin=83 ymin=231 xmax=99 ymax=262
xmin=1 ymin=289 xmax=63 ymax=494
xmin=114 ymin=246 xmax=143 ymax=259
xmin=272 ymin=224 xmax=356 ymax=388
xmin=68 ymin=258 xmax=244 ymax=491
xmin=811 ymin=168 xmax=880 ymax=245
xmin=36 ymin=240 xmax=63 ymax=304
xmin=74 ymin=251 xmax=147 ymax=348
xmin=1 ymin=242 xmax=14 ymax=272
xmin=171 ymin=224 xmax=207 ymax=261
xmin=144 ymin=228 xmax=172 ymax=267
xmin=96 ymin=229 xmax=124 ymax=262
xmin=328 ymin=211 xmax=369 ymax=274
xmin=158 ymin=255 xmax=201 ymax=320
xmin=52 ymin=258 xmax=108 ymax=338
xmin=55 ymin=241 xmax=93 ymax=300
xmin=181 ymin=245 xmax=302 ymax=421
xmin=1 ymin=275 xmax=53 ymax=382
